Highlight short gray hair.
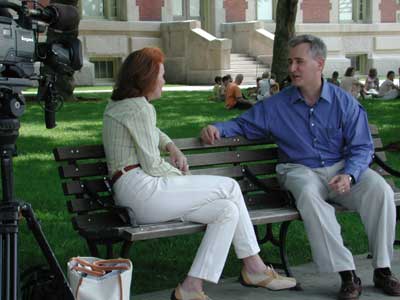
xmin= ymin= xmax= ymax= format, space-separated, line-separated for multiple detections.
xmin=235 ymin=74 xmax=244 ymax=82
xmin=288 ymin=34 xmax=327 ymax=60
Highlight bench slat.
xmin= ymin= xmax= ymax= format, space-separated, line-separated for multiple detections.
xmin=59 ymin=162 xmax=108 ymax=179
xmin=114 ymin=207 xmax=300 ymax=242
xmin=186 ymin=148 xmax=278 ymax=167
xmin=54 ymin=145 xmax=105 ymax=161
xmin=72 ymin=211 xmax=128 ymax=232
xmin=174 ymin=136 xmax=274 ymax=150
xmin=373 ymin=138 xmax=383 ymax=149
xmin=62 ymin=176 xmax=280 ymax=197
xmin=67 ymin=195 xmax=115 ymax=213
xmin=59 ymin=161 xmax=278 ymax=180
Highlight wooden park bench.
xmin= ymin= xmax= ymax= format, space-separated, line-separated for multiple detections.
xmin=53 ymin=124 xmax=400 ymax=278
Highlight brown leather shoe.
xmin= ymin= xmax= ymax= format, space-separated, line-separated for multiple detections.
xmin=338 ymin=276 xmax=362 ymax=300
xmin=373 ymin=268 xmax=400 ymax=296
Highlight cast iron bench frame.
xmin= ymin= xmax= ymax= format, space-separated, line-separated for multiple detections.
xmin=53 ymin=125 xmax=400 ymax=278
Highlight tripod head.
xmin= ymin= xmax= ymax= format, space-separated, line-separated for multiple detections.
xmin=0 ymin=78 xmax=31 ymax=153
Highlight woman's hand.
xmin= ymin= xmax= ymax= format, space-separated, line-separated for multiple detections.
xmin=166 ymin=143 xmax=189 ymax=174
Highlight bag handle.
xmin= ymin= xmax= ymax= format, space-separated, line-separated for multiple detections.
xmin=93 ymin=259 xmax=131 ymax=271
xmin=72 ymin=266 xmax=105 ymax=277
xmin=70 ymin=257 xmax=131 ymax=277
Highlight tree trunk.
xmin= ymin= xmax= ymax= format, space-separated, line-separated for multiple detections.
xmin=271 ymin=0 xmax=298 ymax=84
xmin=43 ymin=0 xmax=80 ymax=101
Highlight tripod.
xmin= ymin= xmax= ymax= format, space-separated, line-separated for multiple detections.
xmin=0 ymin=84 xmax=74 ymax=300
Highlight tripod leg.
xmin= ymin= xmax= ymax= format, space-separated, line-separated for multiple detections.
xmin=20 ymin=203 xmax=74 ymax=300
xmin=0 ymin=202 xmax=19 ymax=300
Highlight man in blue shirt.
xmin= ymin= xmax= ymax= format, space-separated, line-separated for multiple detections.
xmin=200 ymin=34 xmax=399 ymax=300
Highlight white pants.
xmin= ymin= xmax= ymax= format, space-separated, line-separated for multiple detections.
xmin=113 ymin=168 xmax=260 ymax=283
xmin=276 ymin=161 xmax=395 ymax=273
xmin=380 ymin=89 xmax=399 ymax=100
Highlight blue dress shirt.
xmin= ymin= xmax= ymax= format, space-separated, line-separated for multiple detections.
xmin=214 ymin=80 xmax=374 ymax=182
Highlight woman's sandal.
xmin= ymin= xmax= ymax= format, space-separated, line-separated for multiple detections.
xmin=170 ymin=284 xmax=211 ymax=300
xmin=239 ymin=266 xmax=296 ymax=290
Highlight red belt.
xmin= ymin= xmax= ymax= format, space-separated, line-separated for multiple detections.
xmin=110 ymin=164 xmax=140 ymax=186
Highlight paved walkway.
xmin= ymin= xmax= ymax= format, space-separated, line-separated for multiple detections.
xmin=134 ymin=251 xmax=400 ymax=300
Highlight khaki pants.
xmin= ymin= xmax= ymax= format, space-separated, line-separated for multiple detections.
xmin=113 ymin=168 xmax=260 ymax=283
xmin=276 ymin=160 xmax=395 ymax=273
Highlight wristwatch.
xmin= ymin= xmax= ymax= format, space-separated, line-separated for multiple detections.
xmin=348 ymin=174 xmax=355 ymax=186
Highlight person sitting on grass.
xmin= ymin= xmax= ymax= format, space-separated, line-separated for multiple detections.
xmin=327 ymin=71 xmax=340 ymax=86
xmin=220 ymin=75 xmax=231 ymax=101
xmin=225 ymin=74 xmax=254 ymax=109
xmin=364 ymin=68 xmax=380 ymax=97
xmin=256 ymin=71 xmax=271 ymax=101
xmin=340 ymin=67 xmax=365 ymax=100
xmin=377 ymin=70 xmax=400 ymax=100
xmin=269 ymin=72 xmax=280 ymax=95
xmin=102 ymin=47 xmax=296 ymax=300
xmin=209 ymin=76 xmax=223 ymax=101
xmin=200 ymin=34 xmax=400 ymax=300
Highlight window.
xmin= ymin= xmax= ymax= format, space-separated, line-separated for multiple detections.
xmin=346 ymin=54 xmax=368 ymax=74
xmin=339 ymin=0 xmax=371 ymax=23
xmin=397 ymin=11 xmax=400 ymax=23
xmin=256 ymin=0 xmax=277 ymax=21
xmin=173 ymin=0 xmax=201 ymax=20
xmin=90 ymin=58 xmax=121 ymax=82
xmin=81 ymin=0 xmax=119 ymax=19
xmin=82 ymin=0 xmax=103 ymax=17
xmin=173 ymin=0 xmax=184 ymax=16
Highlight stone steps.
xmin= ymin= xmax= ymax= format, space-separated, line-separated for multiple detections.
xmin=228 ymin=53 xmax=270 ymax=85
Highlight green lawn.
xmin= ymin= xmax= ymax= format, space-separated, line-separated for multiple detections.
xmin=9 ymin=91 xmax=400 ymax=294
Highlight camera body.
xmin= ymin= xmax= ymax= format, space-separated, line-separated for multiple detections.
xmin=0 ymin=17 xmax=36 ymax=79
xmin=0 ymin=0 xmax=82 ymax=128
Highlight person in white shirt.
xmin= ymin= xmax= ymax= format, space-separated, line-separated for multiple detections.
xmin=340 ymin=67 xmax=365 ymax=100
xmin=256 ymin=71 xmax=271 ymax=101
xmin=378 ymin=71 xmax=400 ymax=100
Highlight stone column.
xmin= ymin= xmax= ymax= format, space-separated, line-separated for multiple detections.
xmin=372 ymin=0 xmax=380 ymax=24
xmin=162 ymin=0 xmax=173 ymax=21
xmin=214 ymin=0 xmax=226 ymax=37
xmin=122 ymin=0 xmax=139 ymax=21
xmin=246 ymin=0 xmax=256 ymax=21
xmin=330 ymin=0 xmax=339 ymax=23
xmin=297 ymin=0 xmax=304 ymax=23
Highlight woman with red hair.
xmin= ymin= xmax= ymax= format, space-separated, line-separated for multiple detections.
xmin=102 ymin=48 xmax=296 ymax=300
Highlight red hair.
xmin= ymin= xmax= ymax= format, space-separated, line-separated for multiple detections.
xmin=111 ymin=47 xmax=164 ymax=101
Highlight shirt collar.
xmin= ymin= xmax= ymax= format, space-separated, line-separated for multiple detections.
xmin=289 ymin=79 xmax=332 ymax=104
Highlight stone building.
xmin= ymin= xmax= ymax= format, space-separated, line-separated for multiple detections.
xmin=51 ymin=0 xmax=400 ymax=85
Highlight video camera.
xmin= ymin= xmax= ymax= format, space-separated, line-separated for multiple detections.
xmin=0 ymin=0 xmax=82 ymax=130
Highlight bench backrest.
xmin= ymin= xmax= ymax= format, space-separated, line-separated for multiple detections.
xmin=53 ymin=124 xmax=389 ymax=233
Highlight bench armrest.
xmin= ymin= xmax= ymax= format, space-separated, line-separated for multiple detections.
xmin=374 ymin=154 xmax=400 ymax=178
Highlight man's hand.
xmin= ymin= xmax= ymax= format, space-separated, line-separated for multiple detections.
xmin=166 ymin=143 xmax=189 ymax=173
xmin=328 ymin=174 xmax=352 ymax=194
xmin=200 ymin=125 xmax=220 ymax=145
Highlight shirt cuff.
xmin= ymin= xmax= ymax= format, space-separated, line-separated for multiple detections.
xmin=343 ymin=167 xmax=360 ymax=184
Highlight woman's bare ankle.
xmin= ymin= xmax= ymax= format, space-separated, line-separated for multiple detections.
xmin=242 ymin=255 xmax=267 ymax=274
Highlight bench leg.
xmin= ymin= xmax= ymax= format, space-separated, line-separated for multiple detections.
xmin=254 ymin=224 xmax=279 ymax=245
xmin=87 ymin=239 xmax=100 ymax=257
xmin=279 ymin=221 xmax=293 ymax=277
xmin=106 ymin=243 xmax=114 ymax=258
xmin=395 ymin=206 xmax=400 ymax=246
xmin=120 ymin=241 xmax=133 ymax=258
xmin=279 ymin=221 xmax=303 ymax=291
